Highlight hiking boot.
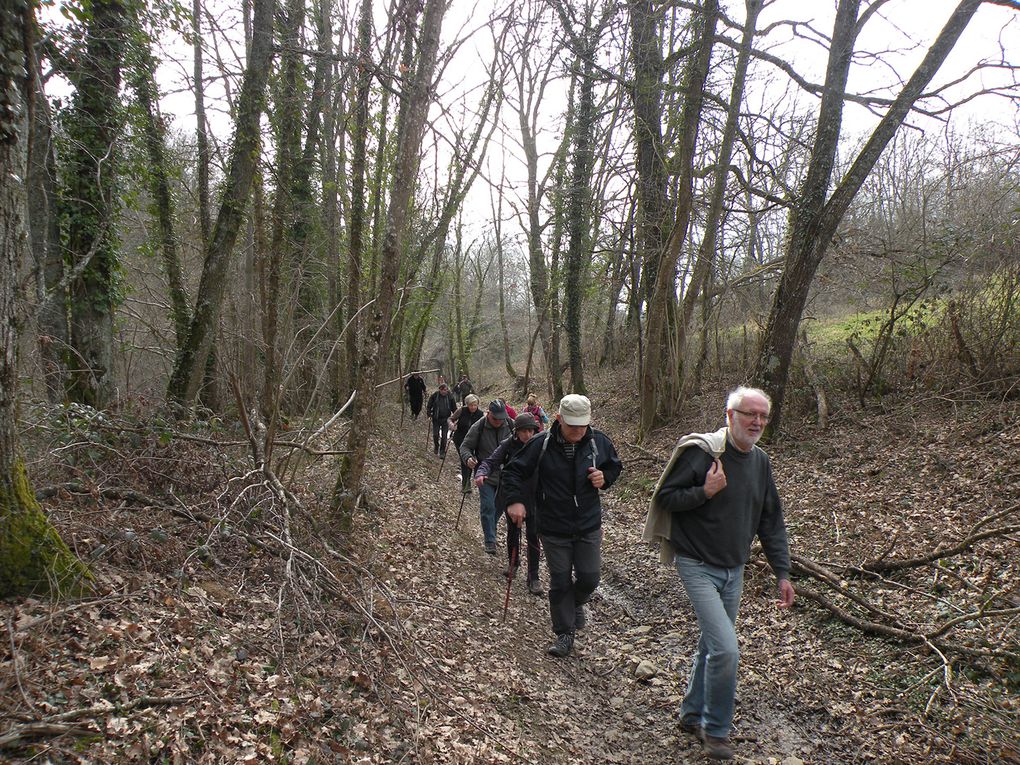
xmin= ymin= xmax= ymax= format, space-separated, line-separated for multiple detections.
xmin=462 ymin=485 xmax=471 ymax=495
xmin=547 ymin=632 xmax=574 ymax=658
xmin=702 ymin=735 xmax=734 ymax=761
xmin=679 ymin=718 xmax=702 ymax=737
xmin=484 ymin=542 xmax=497 ymax=555
xmin=574 ymin=604 xmax=587 ymax=631
xmin=528 ymin=578 xmax=544 ymax=596
xmin=503 ymin=563 xmax=520 ymax=579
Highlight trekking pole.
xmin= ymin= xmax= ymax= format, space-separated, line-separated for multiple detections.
xmin=437 ymin=439 xmax=450 ymax=479
xmin=454 ymin=471 xmax=473 ymax=530
xmin=502 ymin=542 xmax=519 ymax=623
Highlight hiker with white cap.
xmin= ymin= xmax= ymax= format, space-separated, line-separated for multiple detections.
xmin=502 ymin=394 xmax=623 ymax=657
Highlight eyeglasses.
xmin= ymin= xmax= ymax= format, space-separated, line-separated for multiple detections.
xmin=732 ymin=408 xmax=769 ymax=423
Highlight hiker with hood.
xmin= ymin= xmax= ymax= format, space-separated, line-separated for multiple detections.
xmin=460 ymin=399 xmax=512 ymax=554
xmin=426 ymin=382 xmax=458 ymax=456
xmin=405 ymin=373 xmax=427 ymax=421
xmin=449 ymin=394 xmax=484 ymax=493
xmin=475 ymin=412 xmax=544 ymax=595
xmin=453 ymin=373 xmax=474 ymax=402
xmin=643 ymin=385 xmax=794 ymax=761
xmin=502 ymin=394 xmax=623 ymax=658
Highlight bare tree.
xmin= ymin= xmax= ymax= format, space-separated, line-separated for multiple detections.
xmin=333 ymin=0 xmax=448 ymax=522
xmin=638 ymin=0 xmax=718 ymax=439
xmin=167 ymin=0 xmax=276 ymax=410
xmin=753 ymin=0 xmax=986 ymax=431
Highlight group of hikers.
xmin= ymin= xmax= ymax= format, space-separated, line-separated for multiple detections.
xmin=403 ymin=372 xmax=794 ymax=761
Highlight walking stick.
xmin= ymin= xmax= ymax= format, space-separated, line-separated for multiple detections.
xmin=502 ymin=542 xmax=519 ymax=623
xmin=437 ymin=440 xmax=450 ymax=479
xmin=454 ymin=486 xmax=469 ymax=530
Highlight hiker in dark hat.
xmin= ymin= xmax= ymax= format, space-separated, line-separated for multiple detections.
xmin=459 ymin=399 xmax=512 ymax=554
xmin=426 ymin=383 xmax=458 ymax=456
xmin=476 ymin=412 xmax=544 ymax=594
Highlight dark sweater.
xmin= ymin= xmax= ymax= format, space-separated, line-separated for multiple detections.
xmin=654 ymin=439 xmax=790 ymax=580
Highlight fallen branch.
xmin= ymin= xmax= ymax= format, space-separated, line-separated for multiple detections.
xmin=0 ymin=695 xmax=198 ymax=750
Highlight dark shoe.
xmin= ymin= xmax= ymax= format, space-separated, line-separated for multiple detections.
xmin=679 ymin=719 xmax=702 ymax=737
xmin=574 ymin=604 xmax=587 ymax=631
xmin=528 ymin=579 xmax=544 ymax=596
xmin=504 ymin=564 xmax=520 ymax=579
xmin=439 ymin=450 xmax=446 ymax=458
xmin=702 ymin=735 xmax=734 ymax=761
xmin=484 ymin=542 xmax=497 ymax=555
xmin=547 ymin=632 xmax=574 ymax=658
xmin=462 ymin=485 xmax=471 ymax=495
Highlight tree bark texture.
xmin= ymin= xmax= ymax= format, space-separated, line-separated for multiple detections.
xmin=753 ymin=0 xmax=981 ymax=431
xmin=25 ymin=24 xmax=65 ymax=402
xmin=167 ymin=0 xmax=275 ymax=409
xmin=675 ymin=0 xmax=760 ymax=385
xmin=64 ymin=0 xmax=128 ymax=408
xmin=563 ymin=43 xmax=596 ymax=395
xmin=128 ymin=29 xmax=191 ymax=347
xmin=334 ymin=0 xmax=448 ymax=523
xmin=0 ymin=0 xmax=89 ymax=596
xmin=638 ymin=0 xmax=718 ymax=438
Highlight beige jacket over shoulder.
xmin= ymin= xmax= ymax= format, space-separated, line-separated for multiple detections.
xmin=642 ymin=427 xmax=729 ymax=565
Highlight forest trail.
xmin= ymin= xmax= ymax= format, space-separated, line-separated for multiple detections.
xmin=360 ymin=409 xmax=826 ymax=764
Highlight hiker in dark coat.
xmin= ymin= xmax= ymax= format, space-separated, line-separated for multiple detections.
xmin=405 ymin=373 xmax=427 ymax=421
xmin=476 ymin=412 xmax=544 ymax=595
xmin=426 ymin=383 xmax=457 ymax=456
xmin=502 ymin=395 xmax=623 ymax=658
xmin=449 ymin=394 xmax=484 ymax=493
xmin=453 ymin=373 xmax=474 ymax=402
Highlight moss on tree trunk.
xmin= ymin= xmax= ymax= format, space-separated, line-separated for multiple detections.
xmin=0 ymin=459 xmax=91 ymax=597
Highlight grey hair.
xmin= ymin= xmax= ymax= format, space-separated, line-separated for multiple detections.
xmin=726 ymin=386 xmax=771 ymax=413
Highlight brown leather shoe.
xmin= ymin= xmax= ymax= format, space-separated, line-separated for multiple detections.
xmin=702 ymin=734 xmax=734 ymax=760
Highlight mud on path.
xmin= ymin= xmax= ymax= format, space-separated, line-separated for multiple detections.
xmin=360 ymin=412 xmax=830 ymax=765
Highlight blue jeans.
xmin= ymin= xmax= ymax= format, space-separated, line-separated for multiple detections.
xmin=478 ymin=482 xmax=499 ymax=545
xmin=675 ymin=554 xmax=744 ymax=739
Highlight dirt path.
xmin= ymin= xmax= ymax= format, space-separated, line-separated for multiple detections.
xmin=361 ymin=414 xmax=830 ymax=764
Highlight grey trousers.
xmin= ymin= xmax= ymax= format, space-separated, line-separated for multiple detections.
xmin=541 ymin=529 xmax=601 ymax=635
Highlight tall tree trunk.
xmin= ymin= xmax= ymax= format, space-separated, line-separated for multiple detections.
xmin=64 ymin=0 xmax=128 ymax=408
xmin=563 ymin=43 xmax=596 ymax=395
xmin=127 ymin=26 xmax=191 ymax=346
xmin=25 ymin=22 xmax=65 ymax=402
xmin=627 ymin=0 xmax=669 ymax=310
xmin=753 ymin=0 xmax=980 ymax=431
xmin=194 ymin=0 xmax=211 ymax=248
xmin=637 ymin=0 xmax=718 ymax=439
xmin=345 ymin=0 xmax=373 ymax=398
xmin=0 ymin=0 xmax=88 ymax=596
xmin=676 ymin=0 xmax=760 ymax=380
xmin=167 ymin=0 xmax=276 ymax=410
xmin=333 ymin=0 xmax=447 ymax=523
xmin=263 ymin=0 xmax=305 ymax=414
xmin=494 ymin=182 xmax=516 ymax=380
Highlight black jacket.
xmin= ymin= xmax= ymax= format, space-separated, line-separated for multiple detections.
xmin=477 ymin=435 xmax=537 ymax=515
xmin=426 ymin=391 xmax=457 ymax=422
xmin=502 ymin=422 xmax=623 ymax=537
xmin=405 ymin=375 xmax=427 ymax=400
xmin=450 ymin=406 xmax=484 ymax=448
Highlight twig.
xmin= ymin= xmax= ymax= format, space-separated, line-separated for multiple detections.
xmin=6 ymin=613 xmax=38 ymax=715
